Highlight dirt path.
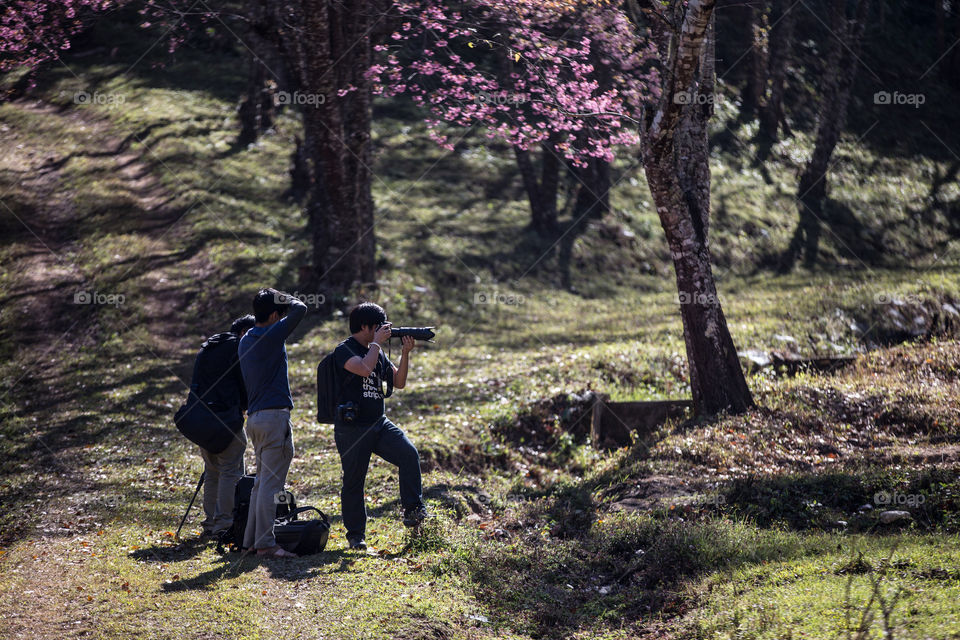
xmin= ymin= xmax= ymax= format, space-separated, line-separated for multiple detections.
xmin=0 ymin=98 xmax=211 ymax=538
xmin=1 ymin=99 xmax=196 ymax=347
xmin=0 ymin=98 xmax=227 ymax=639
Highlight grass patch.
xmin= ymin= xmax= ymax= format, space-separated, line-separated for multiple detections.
xmin=1 ymin=15 xmax=960 ymax=638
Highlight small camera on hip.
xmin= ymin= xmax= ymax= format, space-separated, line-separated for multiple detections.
xmin=337 ymin=401 xmax=358 ymax=424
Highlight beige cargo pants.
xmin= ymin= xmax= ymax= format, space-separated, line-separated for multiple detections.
xmin=242 ymin=408 xmax=294 ymax=549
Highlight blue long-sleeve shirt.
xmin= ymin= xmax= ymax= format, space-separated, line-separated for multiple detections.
xmin=238 ymin=298 xmax=307 ymax=413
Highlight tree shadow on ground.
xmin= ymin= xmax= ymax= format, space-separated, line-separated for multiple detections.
xmin=132 ymin=536 xmax=357 ymax=591
xmin=364 ymin=481 xmax=495 ymax=521
xmin=460 ymin=434 xmax=960 ymax=639
xmin=157 ymin=549 xmax=352 ymax=591
xmin=719 ymin=465 xmax=960 ymax=533
xmin=130 ymin=537 xmax=213 ymax=564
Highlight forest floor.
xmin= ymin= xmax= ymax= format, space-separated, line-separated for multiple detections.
xmin=2 ymin=28 xmax=960 ymax=640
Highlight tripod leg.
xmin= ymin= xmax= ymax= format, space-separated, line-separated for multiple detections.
xmin=175 ymin=471 xmax=205 ymax=541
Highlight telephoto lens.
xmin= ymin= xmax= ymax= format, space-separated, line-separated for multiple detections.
xmin=390 ymin=327 xmax=436 ymax=341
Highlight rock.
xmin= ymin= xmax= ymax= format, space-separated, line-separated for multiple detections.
xmin=850 ymin=320 xmax=869 ymax=335
xmin=739 ymin=349 xmax=772 ymax=369
xmin=887 ymin=308 xmax=907 ymax=330
xmin=464 ymin=494 xmax=487 ymax=514
xmin=879 ymin=510 xmax=912 ymax=524
xmin=858 ymin=503 xmax=873 ymax=512
xmin=465 ymin=513 xmax=482 ymax=524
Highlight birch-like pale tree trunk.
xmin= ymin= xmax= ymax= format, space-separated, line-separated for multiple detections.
xmin=639 ymin=0 xmax=755 ymax=415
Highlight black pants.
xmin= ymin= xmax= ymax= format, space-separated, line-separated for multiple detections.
xmin=334 ymin=416 xmax=423 ymax=540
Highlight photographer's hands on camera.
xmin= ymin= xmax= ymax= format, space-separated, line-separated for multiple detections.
xmin=373 ymin=322 xmax=392 ymax=349
xmin=373 ymin=324 xmax=416 ymax=389
xmin=372 ymin=324 xmax=417 ymax=355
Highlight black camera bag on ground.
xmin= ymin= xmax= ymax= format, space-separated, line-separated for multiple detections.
xmin=173 ymin=390 xmax=243 ymax=454
xmin=216 ymin=474 xmax=297 ymax=553
xmin=275 ymin=506 xmax=331 ymax=555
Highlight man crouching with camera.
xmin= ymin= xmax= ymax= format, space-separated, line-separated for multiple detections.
xmin=334 ymin=302 xmax=427 ymax=550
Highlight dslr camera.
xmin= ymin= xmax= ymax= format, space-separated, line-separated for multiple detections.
xmin=387 ymin=326 xmax=436 ymax=341
xmin=337 ymin=401 xmax=358 ymax=424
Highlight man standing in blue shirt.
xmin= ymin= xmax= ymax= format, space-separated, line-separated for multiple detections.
xmin=238 ymin=288 xmax=306 ymax=558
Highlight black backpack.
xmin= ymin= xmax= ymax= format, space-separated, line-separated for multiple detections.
xmin=216 ymin=474 xmax=298 ymax=553
xmin=316 ymin=342 xmax=393 ymax=424
xmin=173 ymin=391 xmax=243 ymax=454
xmin=315 ymin=352 xmax=343 ymax=424
xmin=175 ymin=333 xmax=246 ymax=453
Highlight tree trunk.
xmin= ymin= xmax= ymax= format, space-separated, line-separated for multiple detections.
xmin=936 ymin=0 xmax=946 ymax=70
xmin=641 ymin=0 xmax=754 ymax=416
xmin=514 ymin=145 xmax=559 ymax=232
xmin=237 ymin=51 xmax=273 ymax=147
xmin=571 ymin=158 xmax=611 ymax=220
xmin=789 ymin=0 xmax=871 ymax=269
xmin=757 ymin=0 xmax=795 ymax=140
xmin=741 ymin=1 xmax=768 ymax=118
xmin=285 ymin=136 xmax=310 ymax=203
xmin=952 ymin=0 xmax=960 ymax=85
xmin=270 ymin=0 xmax=376 ymax=298
xmin=236 ymin=0 xmax=283 ymax=148
xmin=540 ymin=147 xmax=560 ymax=227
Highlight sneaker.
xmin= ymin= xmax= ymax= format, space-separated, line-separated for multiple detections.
xmin=347 ymin=537 xmax=367 ymax=550
xmin=403 ymin=505 xmax=428 ymax=528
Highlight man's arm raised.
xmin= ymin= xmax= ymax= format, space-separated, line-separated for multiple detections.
xmin=276 ymin=293 xmax=307 ymax=338
xmin=344 ymin=323 xmax=393 ymax=377
xmin=392 ymin=335 xmax=414 ymax=389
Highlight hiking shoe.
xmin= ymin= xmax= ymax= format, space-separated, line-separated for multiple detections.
xmin=403 ymin=505 xmax=428 ymax=528
xmin=347 ymin=537 xmax=367 ymax=550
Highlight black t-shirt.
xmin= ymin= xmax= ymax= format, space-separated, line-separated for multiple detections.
xmin=333 ymin=337 xmax=394 ymax=426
